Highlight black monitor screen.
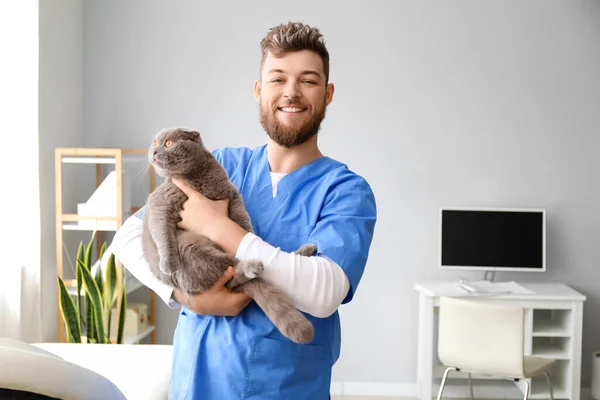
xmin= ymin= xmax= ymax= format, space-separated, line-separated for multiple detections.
xmin=441 ymin=209 xmax=544 ymax=269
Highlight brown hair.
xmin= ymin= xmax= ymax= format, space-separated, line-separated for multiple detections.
xmin=260 ymin=22 xmax=330 ymax=84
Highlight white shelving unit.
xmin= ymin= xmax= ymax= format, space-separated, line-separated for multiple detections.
xmin=527 ymin=309 xmax=576 ymax=398
xmin=55 ymin=148 xmax=157 ymax=344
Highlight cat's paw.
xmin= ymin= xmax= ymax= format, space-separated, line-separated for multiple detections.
xmin=295 ymin=243 xmax=317 ymax=257
xmin=226 ymin=260 xmax=264 ymax=290
xmin=243 ymin=260 xmax=264 ymax=279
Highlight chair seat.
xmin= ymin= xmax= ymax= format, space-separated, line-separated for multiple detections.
xmin=451 ymin=356 xmax=556 ymax=379
xmin=522 ymin=356 xmax=556 ymax=378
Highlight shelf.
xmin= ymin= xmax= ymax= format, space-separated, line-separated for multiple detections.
xmin=532 ymin=320 xmax=571 ymax=337
xmin=532 ymin=337 xmax=571 ymax=360
xmin=122 ymin=325 xmax=156 ymax=345
xmin=61 ymin=155 xmax=147 ymax=164
xmin=62 ymin=222 xmax=118 ymax=232
xmin=531 ymin=349 xmax=570 ymax=360
xmin=528 ymin=360 xmax=570 ymax=399
xmin=532 ymin=309 xmax=572 ymax=337
xmin=62 ymin=157 xmax=118 ymax=164
xmin=529 ymin=389 xmax=568 ymax=399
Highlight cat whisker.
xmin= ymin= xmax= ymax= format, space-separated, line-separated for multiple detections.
xmin=132 ymin=163 xmax=151 ymax=180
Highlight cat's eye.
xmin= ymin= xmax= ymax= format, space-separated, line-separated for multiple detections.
xmin=152 ymin=140 xmax=158 ymax=147
xmin=165 ymin=140 xmax=173 ymax=148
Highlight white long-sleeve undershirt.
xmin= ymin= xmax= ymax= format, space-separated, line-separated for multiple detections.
xmin=109 ymin=215 xmax=350 ymax=318
xmin=235 ymin=232 xmax=349 ymax=318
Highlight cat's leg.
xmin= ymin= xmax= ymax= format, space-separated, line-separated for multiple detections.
xmin=227 ymin=259 xmax=264 ymax=290
xmin=295 ymin=244 xmax=317 ymax=257
xmin=176 ymin=232 xmax=263 ymax=294
xmin=228 ymin=191 xmax=254 ymax=233
xmin=147 ymin=196 xmax=181 ymax=275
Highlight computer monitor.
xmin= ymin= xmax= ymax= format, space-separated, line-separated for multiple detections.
xmin=440 ymin=207 xmax=546 ymax=272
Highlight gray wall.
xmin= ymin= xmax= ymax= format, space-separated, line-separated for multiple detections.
xmin=76 ymin=0 xmax=600 ymax=389
xmin=39 ymin=0 xmax=84 ymax=342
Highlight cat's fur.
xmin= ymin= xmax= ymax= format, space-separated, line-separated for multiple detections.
xmin=141 ymin=127 xmax=314 ymax=344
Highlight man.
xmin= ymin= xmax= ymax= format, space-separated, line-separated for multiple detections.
xmin=110 ymin=22 xmax=377 ymax=399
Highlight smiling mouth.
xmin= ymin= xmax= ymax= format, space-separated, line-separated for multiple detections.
xmin=277 ymin=106 xmax=307 ymax=113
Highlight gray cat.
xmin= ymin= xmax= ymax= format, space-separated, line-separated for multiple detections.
xmin=141 ymin=127 xmax=314 ymax=344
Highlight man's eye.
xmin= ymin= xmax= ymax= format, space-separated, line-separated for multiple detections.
xmin=271 ymin=79 xmax=284 ymax=83
xmin=303 ymin=80 xmax=316 ymax=85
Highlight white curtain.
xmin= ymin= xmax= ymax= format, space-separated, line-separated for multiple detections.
xmin=0 ymin=0 xmax=42 ymax=342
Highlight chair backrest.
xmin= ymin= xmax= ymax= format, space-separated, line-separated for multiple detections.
xmin=438 ymin=297 xmax=525 ymax=377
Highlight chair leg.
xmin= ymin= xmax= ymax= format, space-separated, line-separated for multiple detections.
xmin=467 ymin=373 xmax=474 ymax=399
xmin=543 ymin=371 xmax=554 ymax=400
xmin=519 ymin=378 xmax=530 ymax=400
xmin=436 ymin=367 xmax=457 ymax=400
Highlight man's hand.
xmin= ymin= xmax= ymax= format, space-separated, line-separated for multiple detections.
xmin=173 ymin=178 xmax=229 ymax=239
xmin=173 ymin=267 xmax=252 ymax=316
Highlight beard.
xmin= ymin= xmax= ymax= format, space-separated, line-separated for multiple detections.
xmin=259 ymin=100 xmax=327 ymax=148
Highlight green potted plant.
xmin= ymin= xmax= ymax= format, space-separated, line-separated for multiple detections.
xmin=57 ymin=233 xmax=127 ymax=344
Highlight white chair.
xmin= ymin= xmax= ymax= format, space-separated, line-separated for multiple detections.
xmin=437 ymin=297 xmax=556 ymax=400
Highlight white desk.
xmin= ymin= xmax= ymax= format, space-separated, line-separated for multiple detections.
xmin=414 ymin=282 xmax=586 ymax=400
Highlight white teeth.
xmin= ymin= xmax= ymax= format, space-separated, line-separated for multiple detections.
xmin=280 ymin=107 xmax=304 ymax=113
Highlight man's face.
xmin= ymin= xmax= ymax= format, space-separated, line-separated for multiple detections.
xmin=254 ymin=50 xmax=334 ymax=148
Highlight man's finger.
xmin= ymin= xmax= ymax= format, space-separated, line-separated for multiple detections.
xmin=212 ymin=267 xmax=234 ymax=289
xmin=229 ymin=292 xmax=252 ymax=309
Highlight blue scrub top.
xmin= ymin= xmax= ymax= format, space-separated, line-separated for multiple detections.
xmin=168 ymin=145 xmax=377 ymax=400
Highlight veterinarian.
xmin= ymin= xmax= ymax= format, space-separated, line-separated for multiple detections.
xmin=111 ymin=21 xmax=377 ymax=399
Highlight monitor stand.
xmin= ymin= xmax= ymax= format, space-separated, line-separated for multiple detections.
xmin=483 ymin=270 xmax=496 ymax=282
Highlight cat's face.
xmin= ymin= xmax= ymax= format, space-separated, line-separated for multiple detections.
xmin=148 ymin=128 xmax=204 ymax=177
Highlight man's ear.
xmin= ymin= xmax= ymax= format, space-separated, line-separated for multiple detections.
xmin=325 ymin=83 xmax=335 ymax=106
xmin=254 ymin=80 xmax=261 ymax=103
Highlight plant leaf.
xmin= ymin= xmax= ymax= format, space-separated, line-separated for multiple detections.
xmin=57 ymin=277 xmax=81 ymax=343
xmin=85 ymin=295 xmax=93 ymax=343
xmin=105 ymin=253 xmax=118 ymax=340
xmin=79 ymin=258 xmax=93 ymax=343
xmin=104 ymin=254 xmax=118 ymax=310
xmin=84 ymin=232 xmax=95 ymax=272
xmin=117 ymin=272 xmax=127 ymax=344
xmin=98 ymin=241 xmax=108 ymax=262
xmin=76 ymin=241 xmax=84 ymax=318
xmin=79 ymin=259 xmax=108 ymax=344
xmin=94 ymin=260 xmax=104 ymax=301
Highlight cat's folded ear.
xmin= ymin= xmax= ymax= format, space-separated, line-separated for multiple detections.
xmin=182 ymin=129 xmax=201 ymax=143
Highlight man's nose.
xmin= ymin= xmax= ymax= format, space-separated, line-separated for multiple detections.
xmin=283 ymin=82 xmax=301 ymax=100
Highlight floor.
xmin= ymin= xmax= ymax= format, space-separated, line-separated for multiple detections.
xmin=331 ymin=397 xmax=414 ymax=400
xmin=331 ymin=397 xmax=508 ymax=400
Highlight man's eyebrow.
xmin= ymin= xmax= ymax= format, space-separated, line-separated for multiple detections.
xmin=267 ymin=69 xmax=323 ymax=79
